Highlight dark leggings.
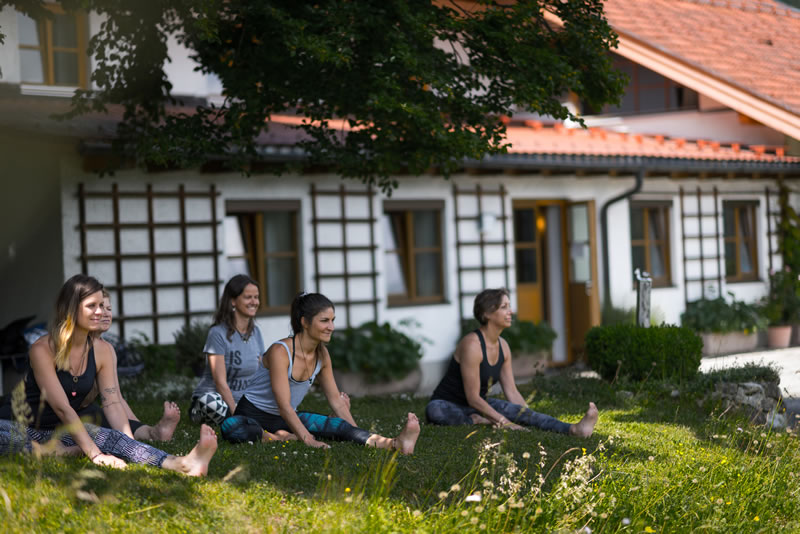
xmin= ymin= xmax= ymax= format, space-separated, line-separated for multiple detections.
xmin=235 ymin=396 xmax=372 ymax=445
xmin=426 ymin=397 xmax=571 ymax=434
xmin=81 ymin=402 xmax=145 ymax=435
xmin=0 ymin=419 xmax=168 ymax=466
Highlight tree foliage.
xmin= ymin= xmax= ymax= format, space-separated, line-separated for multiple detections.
xmin=1 ymin=0 xmax=626 ymax=191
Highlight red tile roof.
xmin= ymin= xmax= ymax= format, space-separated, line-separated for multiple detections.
xmin=602 ymin=0 xmax=800 ymax=115
xmin=503 ymin=120 xmax=800 ymax=163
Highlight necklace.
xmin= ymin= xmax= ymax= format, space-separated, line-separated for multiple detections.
xmin=69 ymin=339 xmax=90 ymax=398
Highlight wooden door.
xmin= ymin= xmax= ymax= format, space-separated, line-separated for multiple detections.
xmin=566 ymin=200 xmax=601 ymax=361
xmin=513 ymin=201 xmax=544 ymax=323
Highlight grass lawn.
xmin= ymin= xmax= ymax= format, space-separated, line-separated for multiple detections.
xmin=1 ymin=369 xmax=798 ymax=533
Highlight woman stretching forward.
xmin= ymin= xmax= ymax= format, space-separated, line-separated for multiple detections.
xmin=234 ymin=292 xmax=420 ymax=453
xmin=0 ymin=274 xmax=216 ymax=475
xmin=426 ymin=288 xmax=598 ymax=437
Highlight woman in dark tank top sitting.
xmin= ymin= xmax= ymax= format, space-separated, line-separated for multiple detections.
xmin=426 ymin=288 xmax=598 ymax=437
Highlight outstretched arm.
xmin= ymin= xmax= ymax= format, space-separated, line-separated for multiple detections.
xmin=95 ymin=341 xmax=134 ymax=438
xmin=208 ymin=354 xmax=236 ymax=414
xmin=317 ymin=349 xmax=357 ymax=427
xmin=498 ymin=339 xmax=527 ymax=407
xmin=458 ymin=334 xmax=522 ymax=429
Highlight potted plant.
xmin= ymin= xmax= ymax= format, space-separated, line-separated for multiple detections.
xmin=326 ymin=318 xmax=428 ymax=397
xmin=681 ymin=293 xmax=767 ymax=356
xmin=761 ymin=268 xmax=800 ymax=349
xmin=459 ymin=315 xmax=556 ymax=378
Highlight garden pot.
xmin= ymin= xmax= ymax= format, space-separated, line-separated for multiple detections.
xmin=700 ymin=332 xmax=758 ymax=356
xmin=332 ymin=367 xmax=422 ymax=398
xmin=511 ymin=351 xmax=549 ymax=379
xmin=767 ymin=325 xmax=792 ymax=349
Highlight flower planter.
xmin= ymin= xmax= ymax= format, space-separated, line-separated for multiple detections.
xmin=700 ymin=332 xmax=758 ymax=356
xmin=511 ymin=351 xmax=549 ymax=379
xmin=767 ymin=325 xmax=792 ymax=349
xmin=332 ymin=367 xmax=422 ymax=398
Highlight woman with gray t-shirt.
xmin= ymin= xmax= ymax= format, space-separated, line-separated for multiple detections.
xmin=190 ymin=275 xmax=265 ymax=424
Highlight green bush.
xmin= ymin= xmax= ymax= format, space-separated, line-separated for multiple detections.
xmin=327 ymin=319 xmax=426 ymax=383
xmin=680 ymin=293 xmax=766 ymax=333
xmin=586 ymin=324 xmax=703 ymax=382
xmin=459 ymin=315 xmax=556 ymax=353
xmin=173 ymin=320 xmax=212 ymax=377
xmin=128 ymin=334 xmax=181 ymax=379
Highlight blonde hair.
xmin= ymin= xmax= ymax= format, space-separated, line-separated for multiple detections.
xmin=48 ymin=275 xmax=104 ymax=371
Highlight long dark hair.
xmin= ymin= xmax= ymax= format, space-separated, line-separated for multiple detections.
xmin=49 ymin=274 xmax=104 ymax=371
xmin=290 ymin=291 xmax=334 ymax=356
xmin=473 ymin=288 xmax=510 ymax=326
xmin=214 ymin=274 xmax=259 ymax=341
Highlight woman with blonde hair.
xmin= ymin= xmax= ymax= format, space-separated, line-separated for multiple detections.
xmin=0 ymin=274 xmax=217 ymax=475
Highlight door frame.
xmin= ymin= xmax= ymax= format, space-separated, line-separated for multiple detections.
xmin=512 ymin=198 xmax=574 ymax=365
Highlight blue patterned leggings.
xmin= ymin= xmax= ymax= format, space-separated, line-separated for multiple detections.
xmin=425 ymin=397 xmax=571 ymax=434
xmin=234 ymin=396 xmax=372 ymax=444
xmin=0 ymin=419 xmax=168 ymax=467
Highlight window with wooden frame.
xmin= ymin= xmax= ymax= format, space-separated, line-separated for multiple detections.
xmin=583 ymin=54 xmax=698 ymax=116
xmin=723 ymin=201 xmax=759 ymax=282
xmin=17 ymin=5 xmax=88 ymax=88
xmin=383 ymin=200 xmax=445 ymax=306
xmin=629 ymin=201 xmax=672 ymax=287
xmin=225 ymin=200 xmax=300 ymax=314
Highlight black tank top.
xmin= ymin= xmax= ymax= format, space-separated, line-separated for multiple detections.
xmin=0 ymin=342 xmax=98 ymax=430
xmin=431 ymin=330 xmax=504 ymax=405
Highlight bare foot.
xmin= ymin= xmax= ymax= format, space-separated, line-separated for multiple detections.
xmin=178 ymin=424 xmax=218 ymax=477
xmin=469 ymin=413 xmax=492 ymax=425
xmin=569 ymin=402 xmax=599 ymax=438
xmin=393 ymin=413 xmax=421 ymax=455
xmin=152 ymin=401 xmax=181 ymax=441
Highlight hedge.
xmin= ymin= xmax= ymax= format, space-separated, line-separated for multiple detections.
xmin=585 ymin=324 xmax=703 ymax=382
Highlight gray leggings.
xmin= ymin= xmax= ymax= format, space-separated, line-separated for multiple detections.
xmin=426 ymin=397 xmax=571 ymax=434
xmin=0 ymin=419 xmax=168 ymax=467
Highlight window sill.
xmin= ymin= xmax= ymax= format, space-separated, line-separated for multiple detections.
xmin=724 ymin=278 xmax=763 ymax=285
xmin=20 ymin=84 xmax=81 ymax=98
xmin=387 ymin=299 xmax=449 ymax=309
xmin=255 ymin=308 xmax=292 ymax=318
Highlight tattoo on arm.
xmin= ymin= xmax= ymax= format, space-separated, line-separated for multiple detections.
xmin=100 ymin=386 xmax=118 ymax=405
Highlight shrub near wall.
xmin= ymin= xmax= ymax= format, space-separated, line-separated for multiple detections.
xmin=327 ymin=320 xmax=424 ymax=383
xmin=586 ymin=324 xmax=703 ymax=382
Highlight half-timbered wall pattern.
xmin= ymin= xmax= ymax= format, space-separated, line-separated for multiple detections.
xmin=77 ymin=183 xmax=221 ymax=343
xmin=309 ymin=184 xmax=378 ymax=328
xmin=679 ymin=186 xmax=779 ymax=305
xmin=452 ymin=184 xmax=511 ymax=322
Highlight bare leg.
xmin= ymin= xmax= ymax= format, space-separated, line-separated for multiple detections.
xmin=160 ymin=424 xmax=218 ymax=477
xmin=469 ymin=413 xmax=492 ymax=425
xmin=569 ymin=402 xmax=599 ymax=438
xmin=365 ymin=413 xmax=420 ymax=455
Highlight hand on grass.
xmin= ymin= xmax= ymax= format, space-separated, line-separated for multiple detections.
xmin=92 ymin=453 xmax=127 ymax=469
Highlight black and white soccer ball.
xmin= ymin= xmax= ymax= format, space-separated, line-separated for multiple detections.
xmin=192 ymin=392 xmax=229 ymax=425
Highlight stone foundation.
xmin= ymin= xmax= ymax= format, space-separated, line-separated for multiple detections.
xmin=709 ymin=381 xmax=786 ymax=429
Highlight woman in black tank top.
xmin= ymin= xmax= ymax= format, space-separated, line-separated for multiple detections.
xmin=426 ymin=288 xmax=599 ymax=438
xmin=0 ymin=274 xmax=219 ymax=476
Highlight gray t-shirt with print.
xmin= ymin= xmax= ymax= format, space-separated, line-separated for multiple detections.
xmin=191 ymin=323 xmax=265 ymax=402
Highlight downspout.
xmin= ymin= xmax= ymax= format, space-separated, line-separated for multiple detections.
xmin=600 ymin=169 xmax=644 ymax=308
